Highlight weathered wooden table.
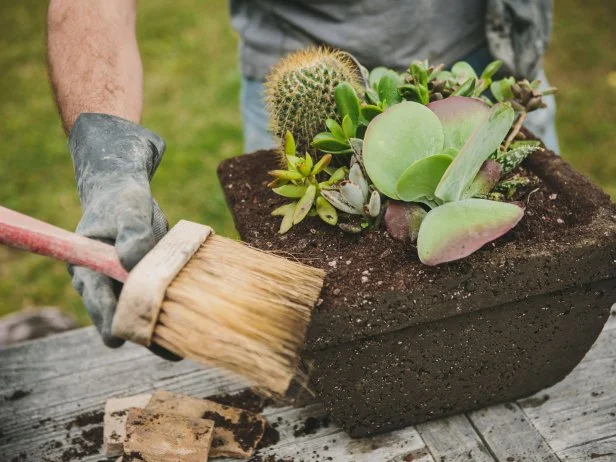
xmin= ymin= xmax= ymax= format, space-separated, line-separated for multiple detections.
xmin=1 ymin=305 xmax=615 ymax=462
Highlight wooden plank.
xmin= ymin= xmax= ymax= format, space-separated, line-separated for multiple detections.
xmin=1 ymin=304 xmax=614 ymax=461
xmin=416 ymin=413 xmax=495 ymax=461
xmin=468 ymin=403 xmax=560 ymax=461
xmin=518 ymin=306 xmax=616 ymax=454
xmin=146 ymin=390 xmax=267 ymax=458
xmin=104 ymin=393 xmax=153 ymax=456
xmin=0 ymin=326 xmax=433 ymax=462
xmin=124 ymin=408 xmax=215 ymax=462
xmin=558 ymin=435 xmax=616 ymax=461
xmin=225 ymin=402 xmax=433 ymax=462
xmin=0 ymin=328 xmax=246 ymax=462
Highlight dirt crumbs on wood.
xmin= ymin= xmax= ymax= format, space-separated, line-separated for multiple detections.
xmin=203 ymin=409 xmax=265 ymax=453
xmin=205 ymin=388 xmax=273 ymax=413
xmin=293 ymin=415 xmax=330 ymax=437
xmin=59 ymin=410 xmax=104 ymax=461
xmin=519 ymin=394 xmax=550 ymax=408
xmin=590 ymin=453 xmax=615 ymax=459
xmin=4 ymin=389 xmax=31 ymax=401
xmin=248 ymin=457 xmax=296 ymax=462
xmin=257 ymin=421 xmax=280 ymax=449
xmin=64 ymin=410 xmax=104 ymax=430
xmin=122 ymin=450 xmax=146 ymax=461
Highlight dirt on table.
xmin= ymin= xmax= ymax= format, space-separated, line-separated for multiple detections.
xmin=4 ymin=390 xmax=31 ymax=402
xmin=58 ymin=410 xmax=104 ymax=461
xmin=292 ymin=415 xmax=331 ymax=438
xmin=205 ymin=389 xmax=273 ymax=414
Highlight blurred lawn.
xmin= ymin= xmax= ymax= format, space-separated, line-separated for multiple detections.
xmin=0 ymin=0 xmax=614 ymax=325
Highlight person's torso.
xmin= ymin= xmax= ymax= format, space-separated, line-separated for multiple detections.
xmin=231 ymin=0 xmax=488 ymax=80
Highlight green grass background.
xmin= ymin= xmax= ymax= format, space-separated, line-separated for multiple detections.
xmin=1 ymin=0 xmax=614 ymax=325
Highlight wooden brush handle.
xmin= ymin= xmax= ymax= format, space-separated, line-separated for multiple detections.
xmin=0 ymin=206 xmax=129 ymax=282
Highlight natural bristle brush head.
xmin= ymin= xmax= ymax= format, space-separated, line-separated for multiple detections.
xmin=0 ymin=211 xmax=323 ymax=395
xmin=151 ymin=234 xmax=325 ymax=395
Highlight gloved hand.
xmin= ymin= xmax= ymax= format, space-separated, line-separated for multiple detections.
xmin=68 ymin=113 xmax=178 ymax=359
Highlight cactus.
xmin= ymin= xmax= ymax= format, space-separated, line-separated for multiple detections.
xmin=264 ymin=48 xmax=363 ymax=156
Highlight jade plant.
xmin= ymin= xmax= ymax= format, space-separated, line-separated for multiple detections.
xmin=363 ymin=97 xmax=526 ymax=264
xmin=264 ymin=49 xmax=556 ymax=265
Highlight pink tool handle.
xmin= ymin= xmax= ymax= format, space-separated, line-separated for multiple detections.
xmin=0 ymin=206 xmax=129 ymax=283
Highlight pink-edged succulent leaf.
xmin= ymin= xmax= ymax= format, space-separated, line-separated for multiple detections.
xmin=428 ymin=96 xmax=490 ymax=152
xmin=417 ymin=198 xmax=524 ymax=265
xmin=395 ymin=153 xmax=453 ymax=203
xmin=462 ymin=160 xmax=503 ymax=198
xmin=363 ymin=101 xmax=444 ymax=199
xmin=435 ymin=103 xmax=515 ymax=203
xmin=384 ymin=201 xmax=428 ymax=243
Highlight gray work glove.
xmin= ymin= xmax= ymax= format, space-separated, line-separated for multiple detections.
xmin=68 ymin=113 xmax=178 ymax=360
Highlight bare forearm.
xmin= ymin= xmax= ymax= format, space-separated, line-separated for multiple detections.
xmin=47 ymin=0 xmax=143 ymax=133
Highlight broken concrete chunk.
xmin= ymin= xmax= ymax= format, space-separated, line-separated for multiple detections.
xmin=146 ymin=390 xmax=267 ymax=458
xmin=104 ymin=393 xmax=152 ymax=456
xmin=124 ymin=408 xmax=214 ymax=462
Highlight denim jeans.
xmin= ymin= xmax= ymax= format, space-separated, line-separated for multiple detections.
xmin=240 ymin=47 xmax=560 ymax=154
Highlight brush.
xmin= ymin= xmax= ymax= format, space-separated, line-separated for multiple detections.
xmin=0 ymin=206 xmax=324 ymax=394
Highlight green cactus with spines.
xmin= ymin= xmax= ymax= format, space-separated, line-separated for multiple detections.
xmin=264 ymin=47 xmax=363 ymax=157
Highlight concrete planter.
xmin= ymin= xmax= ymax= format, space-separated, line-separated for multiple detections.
xmin=217 ymin=148 xmax=616 ymax=437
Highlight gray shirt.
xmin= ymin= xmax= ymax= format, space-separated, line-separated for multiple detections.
xmin=231 ymin=0 xmax=488 ymax=80
xmin=230 ymin=0 xmax=552 ymax=80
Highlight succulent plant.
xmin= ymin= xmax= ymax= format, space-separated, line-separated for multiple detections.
xmin=401 ymin=59 xmax=503 ymax=104
xmin=492 ymin=174 xmax=534 ymax=199
xmin=311 ymin=82 xmax=362 ymax=155
xmin=269 ymin=132 xmax=343 ymax=233
xmin=363 ymin=96 xmax=522 ymax=265
xmin=383 ymin=201 xmax=427 ymax=243
xmin=416 ymin=199 xmax=524 ymax=265
xmin=312 ymin=68 xmax=405 ymax=157
xmin=264 ymin=48 xmax=363 ymax=154
xmin=491 ymin=78 xmax=557 ymax=149
xmin=492 ymin=78 xmax=556 ymax=112
xmin=494 ymin=140 xmax=543 ymax=175
xmin=364 ymin=67 xmax=404 ymax=110
xmin=320 ymin=164 xmax=381 ymax=219
xmin=363 ymin=101 xmax=445 ymax=199
xmin=399 ymin=60 xmax=438 ymax=105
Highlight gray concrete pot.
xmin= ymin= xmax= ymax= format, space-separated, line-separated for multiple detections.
xmin=217 ymin=148 xmax=616 ymax=437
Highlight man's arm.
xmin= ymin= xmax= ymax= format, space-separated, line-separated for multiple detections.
xmin=47 ymin=0 xmax=143 ymax=133
xmin=45 ymin=0 xmax=175 ymax=355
